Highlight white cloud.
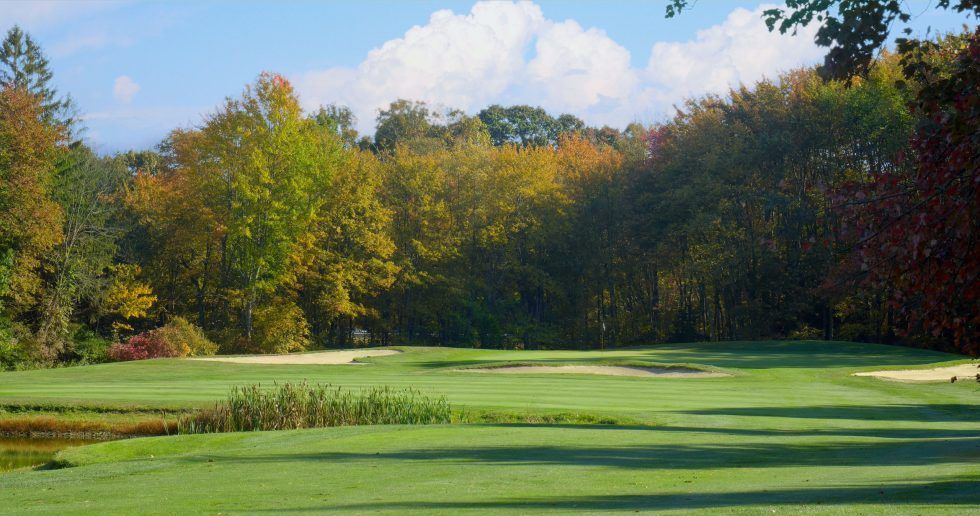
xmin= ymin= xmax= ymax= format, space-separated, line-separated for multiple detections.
xmin=644 ymin=5 xmax=824 ymax=110
xmin=296 ymin=1 xmax=823 ymax=134
xmin=0 ymin=1 xmax=125 ymax=30
xmin=112 ymin=75 xmax=140 ymax=104
xmin=525 ymin=19 xmax=638 ymax=126
xmin=297 ymin=1 xmax=544 ymax=134
xmin=48 ymin=30 xmax=136 ymax=58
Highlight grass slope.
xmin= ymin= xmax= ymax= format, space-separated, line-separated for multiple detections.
xmin=0 ymin=340 xmax=977 ymax=513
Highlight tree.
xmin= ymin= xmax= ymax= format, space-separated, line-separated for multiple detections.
xmin=374 ymin=99 xmax=438 ymax=152
xmin=666 ymin=0 xmax=980 ymax=79
xmin=835 ymin=31 xmax=980 ymax=353
xmin=197 ymin=73 xmax=341 ymax=343
xmin=37 ymin=149 xmax=125 ymax=350
xmin=124 ymin=129 xmax=225 ymax=327
xmin=297 ymin=149 xmax=398 ymax=345
xmin=310 ymin=104 xmax=358 ymax=149
xmin=99 ymin=263 xmax=156 ymax=337
xmin=0 ymin=86 xmax=64 ymax=319
xmin=478 ymin=104 xmax=584 ymax=147
xmin=0 ymin=26 xmax=73 ymax=128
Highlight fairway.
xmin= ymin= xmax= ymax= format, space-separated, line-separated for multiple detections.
xmin=1 ymin=340 xmax=978 ymax=513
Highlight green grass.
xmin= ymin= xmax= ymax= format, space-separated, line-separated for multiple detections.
xmin=0 ymin=340 xmax=977 ymax=513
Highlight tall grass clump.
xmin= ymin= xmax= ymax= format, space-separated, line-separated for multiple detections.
xmin=179 ymin=382 xmax=451 ymax=433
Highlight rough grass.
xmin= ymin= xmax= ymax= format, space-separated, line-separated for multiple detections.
xmin=0 ymin=404 xmax=183 ymax=439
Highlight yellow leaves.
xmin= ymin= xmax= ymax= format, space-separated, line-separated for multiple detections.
xmin=102 ymin=264 xmax=156 ymax=320
xmin=252 ymin=301 xmax=310 ymax=354
xmin=0 ymin=87 xmax=65 ymax=313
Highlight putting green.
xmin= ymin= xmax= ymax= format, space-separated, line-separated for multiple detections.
xmin=0 ymin=341 xmax=977 ymax=513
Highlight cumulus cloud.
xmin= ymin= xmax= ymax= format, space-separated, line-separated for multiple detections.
xmin=296 ymin=1 xmax=823 ymax=134
xmin=112 ymin=75 xmax=140 ymax=104
xmin=644 ymin=5 xmax=823 ymax=111
xmin=296 ymin=1 xmax=544 ymax=133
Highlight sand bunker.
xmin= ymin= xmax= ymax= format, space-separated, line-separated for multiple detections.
xmin=192 ymin=349 xmax=400 ymax=365
xmin=854 ymin=363 xmax=979 ymax=382
xmin=459 ymin=365 xmax=727 ymax=378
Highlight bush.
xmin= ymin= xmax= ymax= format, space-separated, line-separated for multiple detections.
xmin=179 ymin=382 xmax=452 ymax=433
xmin=155 ymin=316 xmax=217 ymax=357
xmin=0 ymin=319 xmax=34 ymax=370
xmin=108 ymin=331 xmax=185 ymax=362
xmin=251 ymin=302 xmax=311 ymax=354
xmin=0 ymin=326 xmax=20 ymax=369
xmin=789 ymin=325 xmax=822 ymax=340
xmin=69 ymin=327 xmax=111 ymax=364
xmin=107 ymin=317 xmax=218 ymax=362
xmin=839 ymin=322 xmax=871 ymax=342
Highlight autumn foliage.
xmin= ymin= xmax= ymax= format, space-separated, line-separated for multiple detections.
xmin=108 ymin=332 xmax=182 ymax=361
xmin=108 ymin=317 xmax=216 ymax=361
xmin=4 ymin=23 xmax=979 ymax=367
xmin=836 ymin=30 xmax=980 ymax=354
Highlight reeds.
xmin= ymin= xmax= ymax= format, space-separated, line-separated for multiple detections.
xmin=179 ymin=382 xmax=452 ymax=433
xmin=0 ymin=415 xmax=178 ymax=438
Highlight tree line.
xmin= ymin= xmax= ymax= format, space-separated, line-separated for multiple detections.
xmin=0 ymin=23 xmax=976 ymax=368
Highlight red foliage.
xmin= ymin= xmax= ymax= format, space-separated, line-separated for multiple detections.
xmin=835 ymin=29 xmax=980 ymax=355
xmin=644 ymin=125 xmax=671 ymax=163
xmin=108 ymin=332 xmax=183 ymax=362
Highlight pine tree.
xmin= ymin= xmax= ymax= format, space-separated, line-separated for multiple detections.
xmin=0 ymin=25 xmax=73 ymax=128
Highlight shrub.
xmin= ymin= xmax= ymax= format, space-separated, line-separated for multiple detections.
xmin=0 ymin=319 xmax=34 ymax=370
xmin=155 ymin=316 xmax=217 ymax=357
xmin=251 ymin=302 xmax=311 ymax=354
xmin=179 ymin=382 xmax=452 ymax=433
xmin=789 ymin=325 xmax=822 ymax=340
xmin=70 ymin=328 xmax=111 ymax=364
xmin=108 ymin=331 xmax=185 ymax=362
xmin=107 ymin=317 xmax=219 ymax=362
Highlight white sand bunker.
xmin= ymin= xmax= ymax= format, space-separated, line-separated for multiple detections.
xmin=854 ymin=363 xmax=980 ymax=382
xmin=459 ymin=365 xmax=728 ymax=378
xmin=192 ymin=349 xmax=400 ymax=365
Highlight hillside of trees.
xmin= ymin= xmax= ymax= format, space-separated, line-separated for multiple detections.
xmin=0 ymin=24 xmax=976 ymax=369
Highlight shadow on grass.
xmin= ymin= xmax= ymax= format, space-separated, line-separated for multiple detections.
xmin=485 ymin=422 xmax=980 ymax=439
xmin=650 ymin=425 xmax=980 ymax=439
xmin=262 ymin=477 xmax=980 ymax=512
xmin=186 ymin=436 xmax=979 ymax=470
xmin=684 ymin=404 xmax=980 ymax=422
xmin=407 ymin=341 xmax=962 ymax=371
xmin=644 ymin=341 xmax=961 ymax=369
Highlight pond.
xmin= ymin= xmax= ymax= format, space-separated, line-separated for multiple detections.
xmin=0 ymin=437 xmax=96 ymax=473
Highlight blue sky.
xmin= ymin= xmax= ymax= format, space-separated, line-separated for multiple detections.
xmin=0 ymin=1 xmax=974 ymax=153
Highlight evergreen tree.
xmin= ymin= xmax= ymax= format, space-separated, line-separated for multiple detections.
xmin=0 ymin=25 xmax=74 ymax=128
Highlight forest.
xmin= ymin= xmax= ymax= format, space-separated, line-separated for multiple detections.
xmin=0 ymin=23 xmax=977 ymax=370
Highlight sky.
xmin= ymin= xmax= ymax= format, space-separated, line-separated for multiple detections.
xmin=0 ymin=0 xmax=974 ymax=153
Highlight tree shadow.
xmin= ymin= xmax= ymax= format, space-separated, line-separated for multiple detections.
xmin=684 ymin=404 xmax=980 ymax=422
xmin=185 ymin=435 xmax=979 ymax=471
xmin=491 ymin=422 xmax=980 ymax=439
xmin=649 ymin=425 xmax=980 ymax=439
xmin=407 ymin=341 xmax=965 ymax=370
xmin=642 ymin=341 xmax=964 ymax=369
xmin=262 ymin=477 xmax=980 ymax=512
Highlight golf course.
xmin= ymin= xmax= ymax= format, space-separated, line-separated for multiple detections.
xmin=0 ymin=340 xmax=977 ymax=513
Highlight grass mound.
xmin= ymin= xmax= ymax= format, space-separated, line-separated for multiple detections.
xmin=178 ymin=382 xmax=452 ymax=433
xmin=454 ymin=360 xmax=727 ymax=377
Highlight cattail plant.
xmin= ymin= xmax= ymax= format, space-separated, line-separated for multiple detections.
xmin=179 ymin=382 xmax=452 ymax=433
